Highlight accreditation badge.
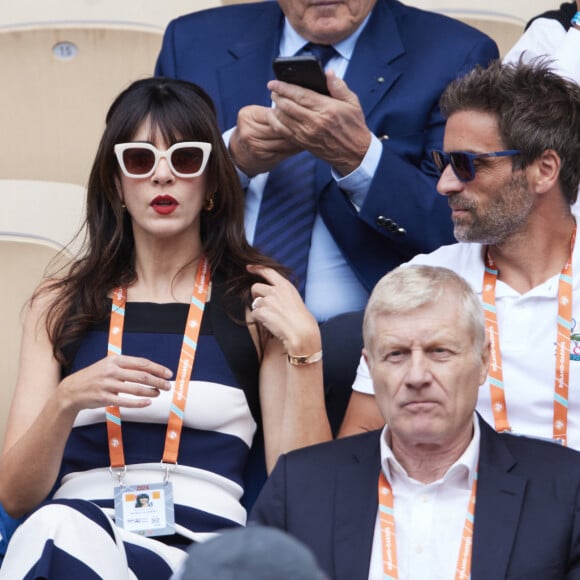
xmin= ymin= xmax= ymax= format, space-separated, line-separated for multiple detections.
xmin=114 ymin=482 xmax=175 ymax=537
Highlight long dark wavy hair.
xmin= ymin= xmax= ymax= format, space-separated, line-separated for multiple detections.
xmin=41 ymin=77 xmax=288 ymax=365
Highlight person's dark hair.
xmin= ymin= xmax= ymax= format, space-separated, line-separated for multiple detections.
xmin=41 ymin=77 xmax=287 ymax=365
xmin=440 ymin=58 xmax=580 ymax=203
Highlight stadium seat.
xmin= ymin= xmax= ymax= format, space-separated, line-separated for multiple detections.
xmin=408 ymin=1 xmax=554 ymax=27
xmin=0 ymin=25 xmax=164 ymax=185
xmin=0 ymin=179 xmax=86 ymax=255
xmin=0 ymin=234 xmax=69 ymax=449
xmin=447 ymin=12 xmax=525 ymax=57
xmin=0 ymin=1 xmax=224 ymax=30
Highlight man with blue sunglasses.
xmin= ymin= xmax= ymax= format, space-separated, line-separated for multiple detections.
xmin=340 ymin=59 xmax=580 ymax=450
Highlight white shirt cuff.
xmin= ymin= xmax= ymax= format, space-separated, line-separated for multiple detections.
xmin=332 ymin=133 xmax=382 ymax=210
xmin=222 ymin=127 xmax=251 ymax=189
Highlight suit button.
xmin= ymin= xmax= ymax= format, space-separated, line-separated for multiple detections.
xmin=396 ymin=227 xmax=407 ymax=236
xmin=376 ymin=215 xmax=393 ymax=227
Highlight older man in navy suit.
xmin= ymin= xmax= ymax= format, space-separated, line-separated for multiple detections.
xmin=156 ymin=0 xmax=499 ymax=435
xmin=251 ymin=265 xmax=580 ymax=580
xmin=156 ymin=1 xmax=498 ymax=319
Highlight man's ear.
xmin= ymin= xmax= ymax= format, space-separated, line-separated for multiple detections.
xmin=528 ymin=149 xmax=561 ymax=195
xmin=478 ymin=337 xmax=490 ymax=387
xmin=362 ymin=347 xmax=371 ymax=372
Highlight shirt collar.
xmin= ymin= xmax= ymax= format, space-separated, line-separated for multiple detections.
xmin=279 ymin=12 xmax=372 ymax=60
xmin=380 ymin=413 xmax=480 ymax=490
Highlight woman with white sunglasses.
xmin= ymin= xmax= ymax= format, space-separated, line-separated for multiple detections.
xmin=0 ymin=77 xmax=330 ymax=578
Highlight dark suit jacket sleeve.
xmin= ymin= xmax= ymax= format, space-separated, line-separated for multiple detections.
xmin=248 ymin=432 xmax=381 ymax=580
xmin=473 ymin=417 xmax=580 ymax=579
xmin=568 ymin=478 xmax=580 ymax=579
xmin=248 ymin=455 xmax=288 ymax=529
xmin=321 ymin=38 xmax=498 ymax=288
xmin=358 ymin=36 xmax=499 ymax=249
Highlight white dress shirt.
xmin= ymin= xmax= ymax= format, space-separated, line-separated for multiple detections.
xmin=368 ymin=416 xmax=480 ymax=580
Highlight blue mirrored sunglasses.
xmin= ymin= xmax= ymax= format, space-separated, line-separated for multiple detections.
xmin=431 ymin=149 xmax=521 ymax=182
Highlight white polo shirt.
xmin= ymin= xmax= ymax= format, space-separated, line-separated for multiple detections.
xmin=354 ymin=219 xmax=580 ymax=449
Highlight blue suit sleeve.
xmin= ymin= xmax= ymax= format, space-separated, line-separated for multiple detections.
xmin=155 ymin=20 xmax=177 ymax=77
xmin=319 ymin=35 xmax=498 ymax=288
xmin=358 ymin=36 xmax=499 ymax=253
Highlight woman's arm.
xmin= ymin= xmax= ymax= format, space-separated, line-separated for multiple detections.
xmin=338 ymin=391 xmax=385 ymax=438
xmin=0 ymin=289 xmax=173 ymax=517
xmin=247 ymin=266 xmax=332 ymax=472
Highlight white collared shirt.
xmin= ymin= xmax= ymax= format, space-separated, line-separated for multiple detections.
xmin=368 ymin=416 xmax=480 ymax=580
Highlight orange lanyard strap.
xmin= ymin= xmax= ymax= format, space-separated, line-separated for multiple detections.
xmin=107 ymin=288 xmax=128 ymax=468
xmin=482 ymin=228 xmax=575 ymax=445
xmin=106 ymin=256 xmax=211 ymax=469
xmin=378 ymin=471 xmax=478 ymax=580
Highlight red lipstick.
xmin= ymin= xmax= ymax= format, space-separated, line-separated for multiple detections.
xmin=151 ymin=195 xmax=178 ymax=215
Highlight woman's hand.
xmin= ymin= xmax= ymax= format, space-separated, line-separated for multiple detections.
xmin=0 ymin=291 xmax=172 ymax=517
xmin=247 ymin=265 xmax=321 ymax=356
xmin=58 ymin=355 xmax=173 ymax=416
xmin=249 ymin=265 xmax=331 ymax=471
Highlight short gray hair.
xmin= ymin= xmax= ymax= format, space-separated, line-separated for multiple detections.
xmin=363 ymin=265 xmax=486 ymax=352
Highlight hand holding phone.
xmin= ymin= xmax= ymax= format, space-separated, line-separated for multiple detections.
xmin=272 ymin=55 xmax=329 ymax=96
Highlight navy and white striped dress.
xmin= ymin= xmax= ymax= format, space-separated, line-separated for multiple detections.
xmin=0 ymin=282 xmax=262 ymax=579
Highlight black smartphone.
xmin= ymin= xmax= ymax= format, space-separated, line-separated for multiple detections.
xmin=272 ymin=55 xmax=329 ymax=95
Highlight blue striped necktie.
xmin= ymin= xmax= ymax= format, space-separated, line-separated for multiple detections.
xmin=253 ymin=44 xmax=337 ymax=295
xmin=302 ymin=43 xmax=338 ymax=69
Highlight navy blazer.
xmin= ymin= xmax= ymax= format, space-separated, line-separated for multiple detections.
xmin=251 ymin=416 xmax=580 ymax=580
xmin=156 ymin=0 xmax=499 ymax=291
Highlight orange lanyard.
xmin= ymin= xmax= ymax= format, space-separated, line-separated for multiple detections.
xmin=378 ymin=471 xmax=477 ymax=580
xmin=482 ymin=229 xmax=575 ymax=445
xmin=106 ymin=256 xmax=211 ymax=469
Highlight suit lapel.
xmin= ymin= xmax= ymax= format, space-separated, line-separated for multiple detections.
xmin=344 ymin=0 xmax=404 ymax=121
xmin=216 ymin=6 xmax=283 ymax=129
xmin=471 ymin=417 xmax=527 ymax=580
xmin=330 ymin=420 xmax=527 ymax=580
xmin=315 ymin=1 xmax=405 ymax=191
xmin=216 ymin=2 xmax=407 ymax=193
xmin=333 ymin=433 xmax=382 ymax=580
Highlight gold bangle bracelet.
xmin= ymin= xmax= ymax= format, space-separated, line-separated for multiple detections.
xmin=287 ymin=350 xmax=323 ymax=366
